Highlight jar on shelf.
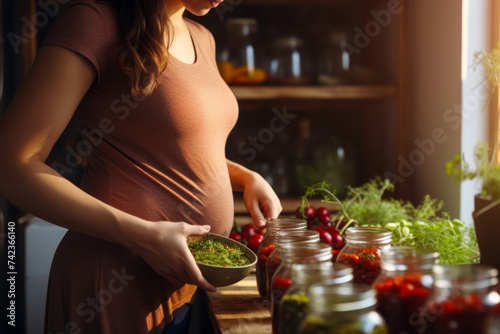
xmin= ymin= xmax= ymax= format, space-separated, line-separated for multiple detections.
xmin=256 ymin=218 xmax=307 ymax=300
xmin=317 ymin=30 xmax=351 ymax=85
xmin=373 ymin=246 xmax=439 ymax=334
xmin=279 ymin=262 xmax=353 ymax=334
xmin=297 ymin=282 xmax=388 ymax=334
xmin=336 ymin=226 xmax=392 ymax=284
xmin=269 ymin=242 xmax=332 ymax=334
xmin=421 ymin=264 xmax=500 ymax=334
xmin=268 ymin=36 xmax=312 ymax=85
xmin=217 ymin=18 xmax=267 ymax=85
xmin=266 ymin=230 xmax=321 ymax=301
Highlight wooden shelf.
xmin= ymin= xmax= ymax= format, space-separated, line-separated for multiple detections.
xmin=230 ymin=85 xmax=397 ymax=101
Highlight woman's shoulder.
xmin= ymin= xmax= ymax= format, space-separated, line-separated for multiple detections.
xmin=184 ymin=17 xmax=215 ymax=40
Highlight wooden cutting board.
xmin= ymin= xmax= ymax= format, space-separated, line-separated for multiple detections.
xmin=206 ymin=272 xmax=272 ymax=334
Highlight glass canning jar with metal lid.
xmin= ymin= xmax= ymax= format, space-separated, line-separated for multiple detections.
xmin=268 ymin=36 xmax=312 ymax=85
xmin=336 ymin=226 xmax=392 ymax=284
xmin=217 ymin=18 xmax=267 ymax=85
xmin=266 ymin=229 xmax=321 ymax=301
xmin=269 ymin=242 xmax=332 ymax=333
xmin=279 ymin=262 xmax=353 ymax=334
xmin=373 ymin=246 xmax=439 ymax=334
xmin=297 ymin=282 xmax=388 ymax=334
xmin=421 ymin=264 xmax=500 ymax=334
xmin=256 ymin=218 xmax=307 ymax=299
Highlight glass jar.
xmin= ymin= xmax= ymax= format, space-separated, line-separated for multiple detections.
xmin=268 ymin=36 xmax=311 ymax=85
xmin=336 ymin=226 xmax=392 ymax=284
xmin=279 ymin=262 xmax=353 ymax=334
xmin=317 ymin=30 xmax=351 ymax=85
xmin=266 ymin=229 xmax=321 ymax=301
xmin=256 ymin=218 xmax=307 ymax=299
xmin=270 ymin=242 xmax=333 ymax=333
xmin=297 ymin=282 xmax=388 ymax=334
xmin=421 ymin=264 xmax=500 ymax=334
xmin=373 ymin=246 xmax=439 ymax=334
xmin=217 ymin=18 xmax=267 ymax=85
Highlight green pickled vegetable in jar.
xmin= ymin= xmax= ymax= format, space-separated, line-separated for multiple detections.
xmin=297 ymin=283 xmax=388 ymax=334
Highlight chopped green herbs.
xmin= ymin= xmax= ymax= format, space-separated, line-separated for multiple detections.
xmin=188 ymin=239 xmax=251 ymax=267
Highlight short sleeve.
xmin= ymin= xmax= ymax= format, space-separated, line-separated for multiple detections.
xmin=41 ymin=0 xmax=120 ymax=84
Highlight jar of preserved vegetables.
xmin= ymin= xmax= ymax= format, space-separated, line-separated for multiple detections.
xmin=279 ymin=262 xmax=353 ymax=334
xmin=373 ymin=246 xmax=439 ymax=334
xmin=269 ymin=242 xmax=333 ymax=334
xmin=217 ymin=18 xmax=267 ymax=85
xmin=256 ymin=218 xmax=307 ymax=299
xmin=421 ymin=264 xmax=500 ymax=334
xmin=298 ymin=282 xmax=388 ymax=334
xmin=266 ymin=229 xmax=321 ymax=301
xmin=336 ymin=226 xmax=392 ymax=284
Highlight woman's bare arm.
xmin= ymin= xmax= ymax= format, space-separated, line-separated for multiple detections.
xmin=0 ymin=45 xmax=215 ymax=291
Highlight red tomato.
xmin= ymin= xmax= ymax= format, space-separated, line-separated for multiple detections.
xmin=315 ymin=226 xmax=333 ymax=245
xmin=229 ymin=232 xmax=242 ymax=242
xmin=316 ymin=206 xmax=330 ymax=220
xmin=241 ymin=224 xmax=257 ymax=241
xmin=248 ymin=233 xmax=264 ymax=252
xmin=331 ymin=232 xmax=345 ymax=250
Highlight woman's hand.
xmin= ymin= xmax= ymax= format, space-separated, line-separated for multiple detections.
xmin=132 ymin=221 xmax=217 ymax=292
xmin=242 ymin=171 xmax=283 ymax=228
xmin=227 ymin=160 xmax=282 ymax=229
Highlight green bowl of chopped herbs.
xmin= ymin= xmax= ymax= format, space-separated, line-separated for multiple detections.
xmin=187 ymin=233 xmax=257 ymax=287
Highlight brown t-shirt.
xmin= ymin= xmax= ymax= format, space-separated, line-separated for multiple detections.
xmin=41 ymin=1 xmax=238 ymax=333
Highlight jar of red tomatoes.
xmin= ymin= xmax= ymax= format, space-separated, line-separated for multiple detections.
xmin=336 ymin=226 xmax=392 ymax=284
xmin=269 ymin=242 xmax=332 ymax=334
xmin=266 ymin=229 xmax=320 ymax=301
xmin=279 ymin=262 xmax=353 ymax=334
xmin=421 ymin=264 xmax=500 ymax=334
xmin=256 ymin=218 xmax=307 ymax=299
xmin=297 ymin=282 xmax=388 ymax=334
xmin=373 ymin=246 xmax=439 ymax=334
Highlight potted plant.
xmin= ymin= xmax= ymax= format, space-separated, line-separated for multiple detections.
xmin=446 ymin=43 xmax=500 ymax=270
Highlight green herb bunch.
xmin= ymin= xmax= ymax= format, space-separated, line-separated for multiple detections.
xmin=300 ymin=178 xmax=480 ymax=265
xmin=446 ymin=142 xmax=500 ymax=200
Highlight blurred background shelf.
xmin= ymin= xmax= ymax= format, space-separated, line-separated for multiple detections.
xmin=230 ymin=85 xmax=397 ymax=100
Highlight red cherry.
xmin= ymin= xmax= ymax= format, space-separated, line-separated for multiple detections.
xmin=229 ymin=232 xmax=242 ymax=242
xmin=320 ymin=214 xmax=332 ymax=226
xmin=304 ymin=206 xmax=316 ymax=220
xmin=316 ymin=206 xmax=330 ymax=220
xmin=247 ymin=233 xmax=264 ymax=252
xmin=241 ymin=224 xmax=257 ymax=241
xmin=331 ymin=233 xmax=345 ymax=250
xmin=315 ymin=226 xmax=333 ymax=245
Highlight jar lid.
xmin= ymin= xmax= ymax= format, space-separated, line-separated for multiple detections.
xmin=308 ymin=282 xmax=377 ymax=312
xmin=276 ymin=230 xmax=320 ymax=245
xmin=226 ymin=18 xmax=258 ymax=36
xmin=292 ymin=262 xmax=353 ymax=286
xmin=433 ymin=264 xmax=499 ymax=290
xmin=274 ymin=36 xmax=304 ymax=49
xmin=380 ymin=246 xmax=439 ymax=271
xmin=279 ymin=242 xmax=333 ymax=263
xmin=266 ymin=218 xmax=307 ymax=234
xmin=344 ymin=226 xmax=392 ymax=245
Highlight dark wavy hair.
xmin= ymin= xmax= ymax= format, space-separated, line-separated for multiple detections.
xmin=108 ymin=0 xmax=171 ymax=96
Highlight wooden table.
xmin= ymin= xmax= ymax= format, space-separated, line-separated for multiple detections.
xmin=206 ymin=272 xmax=272 ymax=334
